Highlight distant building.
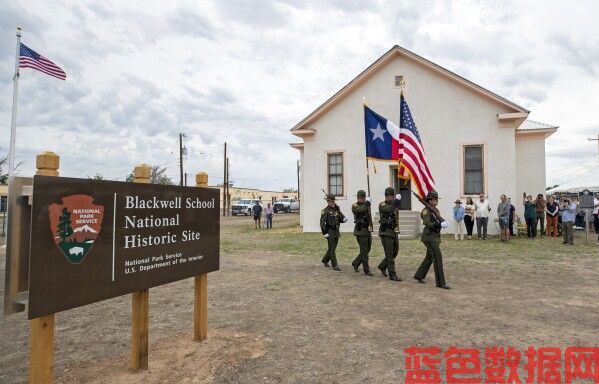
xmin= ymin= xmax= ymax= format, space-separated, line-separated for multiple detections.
xmin=213 ymin=186 xmax=298 ymax=207
xmin=290 ymin=45 xmax=557 ymax=234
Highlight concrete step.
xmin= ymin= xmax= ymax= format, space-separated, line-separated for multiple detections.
xmin=399 ymin=234 xmax=419 ymax=240
xmin=373 ymin=233 xmax=419 ymax=240
xmin=371 ymin=210 xmax=420 ymax=240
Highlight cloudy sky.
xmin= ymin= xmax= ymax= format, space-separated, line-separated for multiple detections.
xmin=1 ymin=0 xmax=598 ymax=190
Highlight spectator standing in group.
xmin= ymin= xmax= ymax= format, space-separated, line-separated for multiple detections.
xmin=508 ymin=197 xmax=516 ymax=236
xmin=535 ymin=194 xmax=546 ymax=237
xmin=574 ymin=197 xmax=585 ymax=228
xmin=523 ymin=194 xmax=537 ymax=239
xmin=561 ymin=196 xmax=577 ymax=245
xmin=545 ymin=195 xmax=559 ymax=238
xmin=264 ymin=203 xmax=274 ymax=229
xmin=464 ymin=197 xmax=475 ymax=240
xmin=474 ymin=194 xmax=491 ymax=240
xmin=497 ymin=194 xmax=511 ymax=242
xmin=594 ymin=192 xmax=599 ymax=244
xmin=252 ymin=202 xmax=263 ymax=229
xmin=453 ymin=199 xmax=465 ymax=240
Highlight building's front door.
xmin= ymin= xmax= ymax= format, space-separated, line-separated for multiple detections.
xmin=391 ymin=168 xmax=412 ymax=210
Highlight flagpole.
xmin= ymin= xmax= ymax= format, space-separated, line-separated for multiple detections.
xmin=8 ymin=27 xmax=22 ymax=179
xmin=363 ymin=97 xmax=371 ymax=196
xmin=398 ymin=80 xmax=405 ymax=186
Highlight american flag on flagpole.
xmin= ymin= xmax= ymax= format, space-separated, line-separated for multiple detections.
xmin=19 ymin=43 xmax=66 ymax=80
xmin=398 ymin=94 xmax=435 ymax=198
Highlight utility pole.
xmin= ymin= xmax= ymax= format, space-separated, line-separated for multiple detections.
xmin=223 ymin=142 xmax=227 ymax=216
xmin=589 ymin=133 xmax=599 ymax=157
xmin=226 ymin=157 xmax=230 ymax=215
xmin=179 ymin=133 xmax=186 ymax=186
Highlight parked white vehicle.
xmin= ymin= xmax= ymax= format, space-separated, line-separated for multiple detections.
xmin=273 ymin=198 xmax=300 ymax=213
xmin=231 ymin=199 xmax=261 ymax=216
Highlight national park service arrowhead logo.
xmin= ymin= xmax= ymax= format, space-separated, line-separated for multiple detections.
xmin=48 ymin=195 xmax=104 ymax=264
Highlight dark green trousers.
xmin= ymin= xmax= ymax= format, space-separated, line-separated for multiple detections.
xmin=322 ymin=236 xmax=339 ymax=267
xmin=378 ymin=234 xmax=399 ymax=276
xmin=352 ymin=235 xmax=372 ymax=273
xmin=415 ymin=241 xmax=446 ymax=287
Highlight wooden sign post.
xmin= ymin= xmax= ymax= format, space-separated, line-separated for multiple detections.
xmin=131 ymin=164 xmax=150 ymax=371
xmin=194 ymin=172 xmax=208 ymax=342
xmin=17 ymin=156 xmax=219 ymax=382
xmin=29 ymin=151 xmax=59 ymax=384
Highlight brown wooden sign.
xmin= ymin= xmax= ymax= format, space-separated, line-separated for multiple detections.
xmin=28 ymin=176 xmax=220 ymax=319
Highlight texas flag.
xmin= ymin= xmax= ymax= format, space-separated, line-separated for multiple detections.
xmin=364 ymin=105 xmax=400 ymax=161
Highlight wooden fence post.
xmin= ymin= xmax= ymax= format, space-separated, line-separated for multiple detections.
xmin=29 ymin=151 xmax=59 ymax=384
xmin=194 ymin=172 xmax=208 ymax=341
xmin=131 ymin=164 xmax=150 ymax=371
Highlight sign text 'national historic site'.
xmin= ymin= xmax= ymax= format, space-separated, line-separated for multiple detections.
xmin=28 ymin=176 xmax=220 ymax=319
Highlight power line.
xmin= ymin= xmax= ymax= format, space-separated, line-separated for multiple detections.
xmin=547 ymin=157 xmax=596 ymax=174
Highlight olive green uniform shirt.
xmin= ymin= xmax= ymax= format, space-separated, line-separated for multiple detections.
xmin=378 ymin=201 xmax=397 ymax=237
xmin=320 ymin=205 xmax=345 ymax=238
xmin=352 ymin=202 xmax=372 ymax=236
xmin=420 ymin=207 xmax=442 ymax=243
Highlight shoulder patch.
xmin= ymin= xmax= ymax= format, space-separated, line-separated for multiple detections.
xmin=321 ymin=209 xmax=325 ymax=215
xmin=422 ymin=208 xmax=429 ymax=215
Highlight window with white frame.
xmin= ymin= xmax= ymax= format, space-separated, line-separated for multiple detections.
xmin=327 ymin=153 xmax=343 ymax=196
xmin=464 ymin=145 xmax=484 ymax=195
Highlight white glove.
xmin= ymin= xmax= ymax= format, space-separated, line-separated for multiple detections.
xmin=366 ymin=196 xmax=371 ymax=202
xmin=441 ymin=221 xmax=449 ymax=229
xmin=323 ymin=233 xmax=329 ymax=238
xmin=342 ymin=217 xmax=347 ymax=223
xmin=395 ymin=194 xmax=402 ymax=200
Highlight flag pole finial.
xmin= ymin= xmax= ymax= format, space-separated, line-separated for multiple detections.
xmin=399 ymin=79 xmax=406 ymax=96
xmin=362 ymin=97 xmax=368 ymax=106
xmin=16 ymin=26 xmax=22 ymax=37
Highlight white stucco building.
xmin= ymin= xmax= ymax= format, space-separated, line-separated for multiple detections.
xmin=290 ymin=45 xmax=557 ymax=235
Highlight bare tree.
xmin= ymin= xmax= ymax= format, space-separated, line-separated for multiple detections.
xmin=88 ymin=173 xmax=105 ymax=180
xmin=0 ymin=154 xmax=23 ymax=184
xmin=126 ymin=165 xmax=174 ymax=185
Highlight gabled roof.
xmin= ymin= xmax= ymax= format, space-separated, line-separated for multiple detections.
xmin=516 ymin=119 xmax=558 ymax=138
xmin=518 ymin=120 xmax=558 ymax=130
xmin=291 ymin=45 xmax=529 ymax=133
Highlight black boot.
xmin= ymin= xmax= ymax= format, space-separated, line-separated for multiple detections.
xmin=414 ymin=276 xmax=426 ymax=284
xmin=352 ymin=264 xmax=359 ymax=273
xmin=322 ymin=261 xmax=329 ymax=267
xmin=332 ymin=265 xmax=341 ymax=271
xmin=389 ymin=274 xmax=402 ymax=282
xmin=378 ymin=266 xmax=387 ymax=277
xmin=437 ymin=285 xmax=451 ymax=290
xmin=364 ymin=268 xmax=373 ymax=276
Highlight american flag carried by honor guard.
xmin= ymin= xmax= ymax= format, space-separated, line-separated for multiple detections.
xmin=397 ymin=93 xmax=436 ymax=198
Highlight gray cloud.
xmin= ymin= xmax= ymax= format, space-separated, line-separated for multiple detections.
xmin=0 ymin=4 xmax=47 ymax=61
xmin=165 ymin=6 xmax=216 ymax=40
xmin=548 ymin=33 xmax=599 ymax=77
xmin=214 ymin=1 xmax=290 ymax=28
xmin=1 ymin=1 xmax=598 ymax=189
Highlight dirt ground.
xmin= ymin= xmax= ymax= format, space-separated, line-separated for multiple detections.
xmin=1 ymin=214 xmax=598 ymax=383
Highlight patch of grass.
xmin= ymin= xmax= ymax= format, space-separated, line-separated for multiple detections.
xmin=220 ymin=215 xmax=598 ymax=275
